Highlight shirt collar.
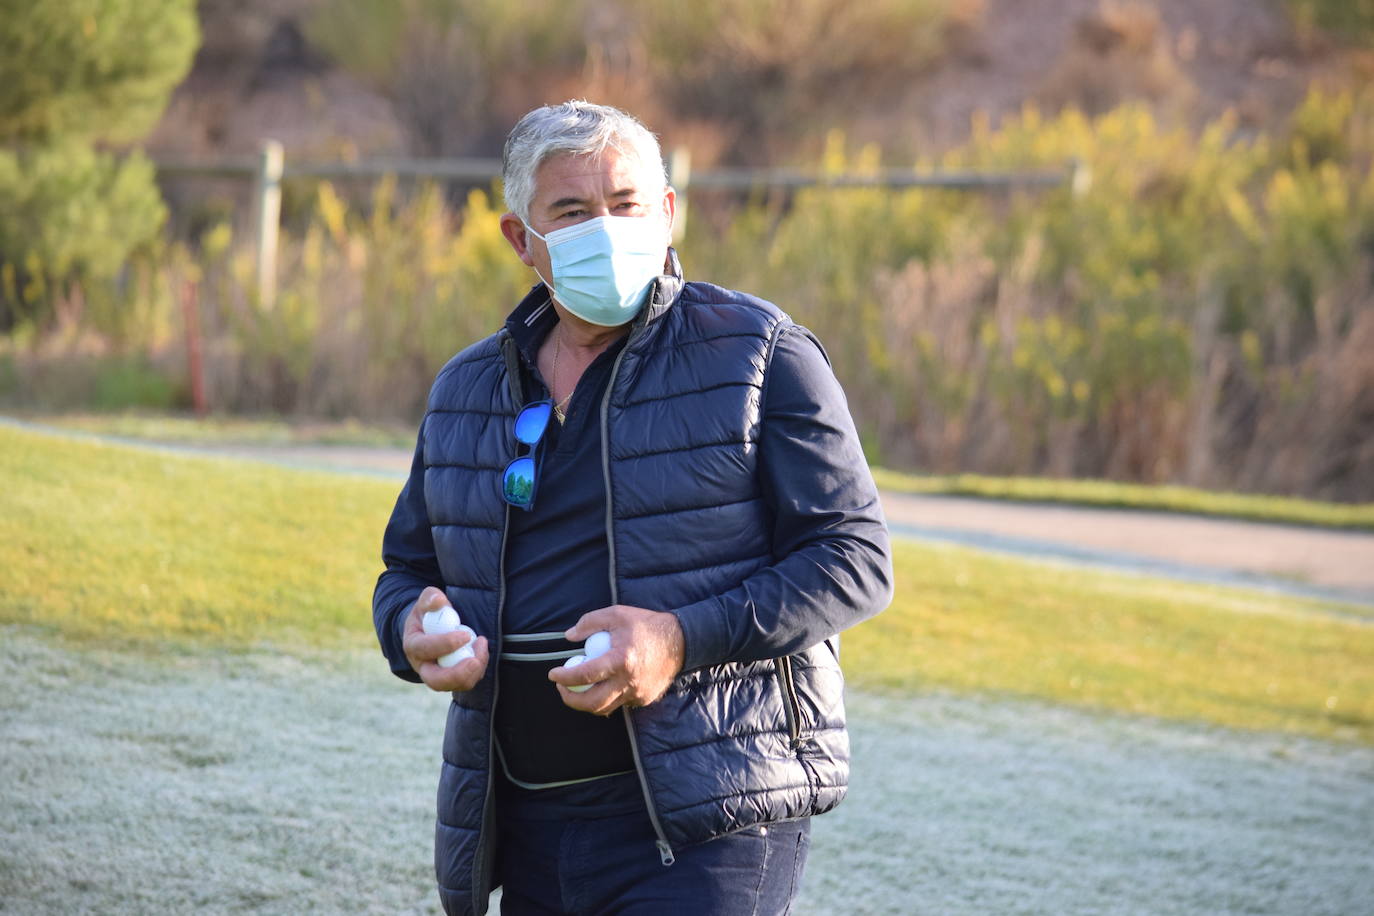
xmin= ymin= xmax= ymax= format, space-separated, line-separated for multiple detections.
xmin=503 ymin=284 xmax=558 ymax=368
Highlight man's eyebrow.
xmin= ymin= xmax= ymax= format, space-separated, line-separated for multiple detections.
xmin=547 ymin=196 xmax=589 ymax=211
xmin=546 ymin=188 xmax=640 ymax=212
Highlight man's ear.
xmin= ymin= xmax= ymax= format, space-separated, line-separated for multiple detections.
xmin=662 ymin=185 xmax=677 ymax=237
xmin=500 ymin=212 xmax=535 ymax=266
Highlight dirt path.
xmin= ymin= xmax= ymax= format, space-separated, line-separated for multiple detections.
xmin=884 ymin=492 xmax=1374 ymax=606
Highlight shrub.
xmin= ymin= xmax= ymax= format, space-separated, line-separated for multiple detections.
xmin=1283 ymin=0 xmax=1374 ymax=46
xmin=307 ymin=0 xmax=957 ymax=163
xmin=639 ymin=0 xmax=955 ymax=162
xmin=0 ymin=0 xmax=197 ymax=331
xmin=5 ymin=83 xmax=1371 ymax=499
xmin=0 ymin=143 xmax=167 ymax=331
xmin=305 ymin=0 xmax=589 ymax=155
xmin=0 ymin=0 xmax=199 ymax=145
xmin=181 ymin=181 xmax=529 ymax=418
xmin=684 ymin=88 xmax=1374 ymax=498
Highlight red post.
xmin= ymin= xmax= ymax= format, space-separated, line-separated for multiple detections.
xmin=181 ymin=277 xmax=207 ymax=416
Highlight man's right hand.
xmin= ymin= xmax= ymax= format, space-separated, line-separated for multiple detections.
xmin=403 ymin=587 xmax=490 ymax=692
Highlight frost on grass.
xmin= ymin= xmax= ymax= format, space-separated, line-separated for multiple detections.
xmin=0 ymin=630 xmax=451 ymax=915
xmin=799 ymin=691 xmax=1374 ymax=915
xmin=2 ymin=629 xmax=1372 ymax=915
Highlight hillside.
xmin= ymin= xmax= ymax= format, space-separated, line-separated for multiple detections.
xmin=145 ymin=0 xmax=1370 ymax=165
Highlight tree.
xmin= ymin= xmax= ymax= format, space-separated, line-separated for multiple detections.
xmin=0 ymin=0 xmax=198 ymax=330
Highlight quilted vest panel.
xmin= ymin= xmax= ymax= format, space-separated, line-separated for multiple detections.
xmin=419 ymin=335 xmax=519 ymax=915
xmin=610 ymin=283 xmax=849 ymax=849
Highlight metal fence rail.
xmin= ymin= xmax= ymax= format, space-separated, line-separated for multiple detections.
xmin=154 ymin=140 xmax=1085 ymax=307
xmin=682 ymin=166 xmax=1073 ymax=191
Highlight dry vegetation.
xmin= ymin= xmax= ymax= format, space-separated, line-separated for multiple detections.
xmin=4 ymin=0 xmax=1374 ymax=499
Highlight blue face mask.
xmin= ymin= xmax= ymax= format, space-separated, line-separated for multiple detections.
xmin=524 ymin=215 xmax=667 ymax=327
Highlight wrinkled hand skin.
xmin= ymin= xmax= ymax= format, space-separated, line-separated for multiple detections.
xmin=547 ymin=605 xmax=686 ymax=716
xmin=403 ymin=586 xmax=490 ymax=692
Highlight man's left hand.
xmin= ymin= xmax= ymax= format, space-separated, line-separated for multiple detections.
xmin=548 ymin=605 xmax=685 ymax=715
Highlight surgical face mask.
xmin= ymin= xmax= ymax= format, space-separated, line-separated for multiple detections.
xmin=523 ymin=215 xmax=667 ymax=327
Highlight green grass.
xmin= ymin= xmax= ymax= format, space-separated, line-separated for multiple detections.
xmin=4 ymin=423 xmax=1371 ymax=744
xmin=0 ymin=423 xmax=399 ymax=650
xmin=848 ymin=543 xmax=1374 ymax=744
xmin=871 ymin=467 xmax=1374 ymax=531
xmin=30 ymin=410 xmax=416 ymax=448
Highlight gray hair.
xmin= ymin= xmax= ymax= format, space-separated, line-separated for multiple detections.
xmin=501 ymin=100 xmax=668 ymax=223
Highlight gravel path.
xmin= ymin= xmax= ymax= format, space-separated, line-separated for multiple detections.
xmin=3 ymin=629 xmax=1371 ymax=915
xmin=883 ymin=493 xmax=1374 ymax=608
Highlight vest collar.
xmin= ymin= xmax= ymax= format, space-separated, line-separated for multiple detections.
xmin=637 ymin=247 xmax=685 ymax=330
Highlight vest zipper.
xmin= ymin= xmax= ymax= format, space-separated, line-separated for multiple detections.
xmin=776 ymin=655 xmax=803 ymax=750
xmin=623 ymin=708 xmax=676 ymax=865
xmin=601 ymin=324 xmax=676 ymax=867
xmin=479 ymin=333 xmax=522 ymax=913
xmin=474 ymin=501 xmax=511 ymax=911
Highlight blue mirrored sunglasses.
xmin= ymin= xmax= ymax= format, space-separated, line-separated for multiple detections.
xmin=501 ymin=399 xmax=553 ymax=510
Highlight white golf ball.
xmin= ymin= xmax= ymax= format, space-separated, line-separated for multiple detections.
xmin=440 ymin=624 xmax=477 ymax=667
xmin=584 ymin=630 xmax=612 ymax=659
xmin=422 ymin=606 xmax=460 ymax=634
xmin=423 ymin=605 xmax=473 ymax=667
xmin=563 ymin=653 xmax=592 ymax=692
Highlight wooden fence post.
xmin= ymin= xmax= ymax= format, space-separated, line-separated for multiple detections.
xmin=669 ymin=146 xmax=691 ymax=243
xmin=1070 ymin=156 xmax=1093 ymax=198
xmin=254 ymin=139 xmax=283 ymax=308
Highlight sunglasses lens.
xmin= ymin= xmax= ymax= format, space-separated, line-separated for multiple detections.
xmin=514 ymin=401 xmax=553 ymax=445
xmin=503 ymin=455 xmax=537 ymax=507
xmin=504 ymin=400 xmax=551 ymax=511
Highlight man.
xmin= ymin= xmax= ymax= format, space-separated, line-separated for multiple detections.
xmin=373 ymin=100 xmax=892 ymax=916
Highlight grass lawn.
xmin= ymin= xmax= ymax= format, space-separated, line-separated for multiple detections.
xmin=26 ymin=410 xmax=416 ymax=448
xmin=847 ymin=544 xmax=1373 ymax=744
xmin=0 ymin=422 xmax=399 ymax=650
xmin=4 ymin=422 xmax=1371 ymax=744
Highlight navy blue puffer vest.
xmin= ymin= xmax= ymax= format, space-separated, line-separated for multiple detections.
xmin=420 ymin=278 xmax=850 ymax=916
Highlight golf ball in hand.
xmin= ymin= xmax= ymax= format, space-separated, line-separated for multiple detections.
xmin=562 ymin=631 xmax=612 ymax=692
xmin=584 ymin=630 xmax=612 ymax=659
xmin=422 ymin=606 xmax=475 ymax=667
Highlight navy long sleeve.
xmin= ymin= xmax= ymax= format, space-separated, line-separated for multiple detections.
xmin=372 ymin=428 xmax=440 ymax=683
xmin=667 ymin=324 xmax=893 ymax=671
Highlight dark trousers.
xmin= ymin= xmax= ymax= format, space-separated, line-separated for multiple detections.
xmin=495 ymin=808 xmax=811 ymax=915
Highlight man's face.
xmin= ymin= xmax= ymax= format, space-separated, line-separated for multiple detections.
xmin=500 ymin=146 xmax=676 ymax=287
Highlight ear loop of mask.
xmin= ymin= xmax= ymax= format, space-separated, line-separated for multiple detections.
xmin=522 ymin=222 xmax=557 ymax=296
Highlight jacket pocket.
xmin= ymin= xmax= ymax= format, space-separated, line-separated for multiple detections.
xmin=775 ymin=655 xmax=803 ymax=750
